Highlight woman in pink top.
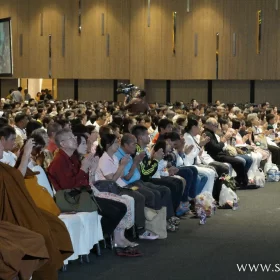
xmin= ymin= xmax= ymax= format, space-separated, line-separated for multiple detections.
xmin=94 ymin=134 xmax=138 ymax=248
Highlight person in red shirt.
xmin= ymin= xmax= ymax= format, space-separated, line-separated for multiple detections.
xmin=47 ymin=129 xmax=93 ymax=190
xmin=48 ymin=129 xmax=137 ymax=253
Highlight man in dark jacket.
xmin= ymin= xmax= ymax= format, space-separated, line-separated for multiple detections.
xmin=203 ymin=117 xmax=252 ymax=189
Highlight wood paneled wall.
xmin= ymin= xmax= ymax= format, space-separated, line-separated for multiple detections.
xmin=212 ymin=80 xmax=250 ymax=104
xmin=0 ymin=79 xmax=18 ymax=98
xmin=2 ymin=0 xmax=280 ymax=106
xmin=78 ymin=79 xmax=113 ymax=101
xmin=145 ymin=80 xmax=166 ymax=103
xmin=171 ymin=81 xmax=208 ymax=103
xmin=255 ymin=81 xmax=280 ymax=105
xmin=57 ymin=79 xmax=74 ymax=100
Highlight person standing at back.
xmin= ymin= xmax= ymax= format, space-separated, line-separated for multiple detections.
xmin=124 ymin=90 xmax=150 ymax=115
xmin=11 ymin=87 xmax=23 ymax=103
xmin=24 ymin=88 xmax=31 ymax=101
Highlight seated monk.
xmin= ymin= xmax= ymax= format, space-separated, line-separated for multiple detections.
xmin=15 ymin=134 xmax=60 ymax=216
xmin=0 ymin=126 xmax=73 ymax=280
xmin=0 ymin=221 xmax=49 ymax=280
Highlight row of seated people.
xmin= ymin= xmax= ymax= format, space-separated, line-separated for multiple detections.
xmin=1 ymin=98 xmax=280 ymax=278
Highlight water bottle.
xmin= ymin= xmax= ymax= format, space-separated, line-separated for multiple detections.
xmin=232 ymin=198 xmax=238 ymax=211
xmin=212 ymin=203 xmax=217 ymax=215
xmin=199 ymin=210 xmax=207 ymax=225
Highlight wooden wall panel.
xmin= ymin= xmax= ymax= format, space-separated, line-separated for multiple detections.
xmin=57 ymin=79 xmax=74 ymax=100
xmin=16 ymin=1 xmax=30 ymax=78
xmin=78 ymin=79 xmax=113 ymax=101
xmin=145 ymin=80 xmax=166 ymax=103
xmin=260 ymin=0 xmax=278 ymax=79
xmin=4 ymin=0 xmax=280 ymax=83
xmin=212 ymin=80 xmax=250 ymax=104
xmin=51 ymin=0 xmax=75 ymax=78
xmin=182 ymin=0 xmax=223 ymax=80
xmin=160 ymin=0 xmax=184 ymax=79
xmin=171 ymin=80 xmax=208 ymax=103
xmin=27 ymin=0 xmax=52 ymax=78
xmin=20 ymin=79 xmax=28 ymax=91
xmin=74 ymin=0 xmax=106 ymax=79
xmin=129 ymin=0 xmax=145 ymax=88
xmin=221 ymin=0 xmax=278 ymax=80
xmin=220 ymin=0 xmax=249 ymax=79
xmin=255 ymin=81 xmax=280 ymax=105
xmin=0 ymin=79 xmax=18 ymax=98
xmin=144 ymin=0 xmax=163 ymax=79
xmin=105 ymin=0 xmax=130 ymax=79
xmin=244 ymin=0 xmax=263 ymax=80
xmin=42 ymin=79 xmax=53 ymax=91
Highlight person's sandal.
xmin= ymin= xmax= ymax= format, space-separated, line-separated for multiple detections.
xmin=115 ymin=247 xmax=143 ymax=257
xmin=167 ymin=221 xmax=177 ymax=232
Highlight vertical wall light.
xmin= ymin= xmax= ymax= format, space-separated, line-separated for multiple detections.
xmin=78 ymin=0 xmax=82 ymax=34
xmin=40 ymin=13 xmax=44 ymax=36
xmin=62 ymin=15 xmax=66 ymax=57
xmin=216 ymin=33 xmax=219 ymax=79
xmin=194 ymin=33 xmax=198 ymax=56
xmin=232 ymin=33 xmax=236 ymax=57
xmin=172 ymin=12 xmax=177 ymax=55
xmin=101 ymin=13 xmax=105 ymax=36
xmin=19 ymin=34 xmax=23 ymax=57
xmin=48 ymin=34 xmax=52 ymax=78
xmin=186 ymin=0 xmax=190 ymax=12
xmin=147 ymin=0 xmax=151 ymax=27
xmin=276 ymin=0 xmax=279 ymax=10
xmin=256 ymin=10 xmax=262 ymax=54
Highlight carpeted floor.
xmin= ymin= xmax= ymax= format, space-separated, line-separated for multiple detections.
xmin=58 ymin=183 xmax=280 ymax=280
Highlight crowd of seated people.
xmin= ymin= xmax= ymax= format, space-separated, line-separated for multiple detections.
xmin=1 ymin=90 xmax=280 ymax=278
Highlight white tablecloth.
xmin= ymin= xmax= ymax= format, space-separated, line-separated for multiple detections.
xmin=59 ymin=211 xmax=103 ymax=264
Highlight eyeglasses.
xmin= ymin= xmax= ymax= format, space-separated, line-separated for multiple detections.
xmin=61 ymin=135 xmax=77 ymax=142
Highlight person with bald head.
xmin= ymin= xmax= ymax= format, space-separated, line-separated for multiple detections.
xmin=203 ymin=118 xmax=255 ymax=189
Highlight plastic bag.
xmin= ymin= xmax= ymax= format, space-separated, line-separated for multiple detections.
xmin=195 ymin=191 xmax=216 ymax=217
xmin=254 ymin=168 xmax=266 ymax=187
xmin=219 ymin=184 xmax=239 ymax=207
xmin=267 ymin=166 xmax=280 ymax=182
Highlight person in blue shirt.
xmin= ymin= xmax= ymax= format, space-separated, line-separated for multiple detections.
xmin=115 ymin=133 xmax=180 ymax=232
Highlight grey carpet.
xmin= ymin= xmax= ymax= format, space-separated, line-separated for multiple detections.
xmin=58 ymin=183 xmax=280 ymax=280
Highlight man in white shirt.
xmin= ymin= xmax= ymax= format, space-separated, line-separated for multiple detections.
xmin=14 ymin=113 xmax=28 ymax=140
xmin=0 ymin=126 xmax=17 ymax=167
xmin=93 ymin=112 xmax=107 ymax=132
xmin=85 ymin=114 xmax=97 ymax=126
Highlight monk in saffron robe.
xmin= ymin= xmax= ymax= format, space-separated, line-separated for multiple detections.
xmin=0 ymin=221 xmax=49 ymax=280
xmin=0 ymin=137 xmax=73 ymax=279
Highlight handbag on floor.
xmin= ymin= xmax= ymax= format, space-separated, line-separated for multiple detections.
xmin=55 ymin=186 xmax=98 ymax=213
xmin=144 ymin=207 xmax=167 ymax=239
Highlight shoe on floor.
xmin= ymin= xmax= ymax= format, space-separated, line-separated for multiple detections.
xmin=115 ymin=247 xmax=143 ymax=257
xmin=166 ymin=221 xmax=177 ymax=232
xmin=139 ymin=230 xmax=159 ymax=240
xmin=238 ymin=184 xmax=260 ymax=190
xmin=169 ymin=216 xmax=180 ymax=226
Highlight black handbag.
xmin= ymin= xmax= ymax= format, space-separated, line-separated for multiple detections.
xmin=94 ymin=180 xmax=121 ymax=194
